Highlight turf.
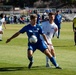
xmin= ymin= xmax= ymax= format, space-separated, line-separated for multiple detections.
xmin=0 ymin=22 xmax=76 ymax=75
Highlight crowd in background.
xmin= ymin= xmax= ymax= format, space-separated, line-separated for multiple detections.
xmin=3 ymin=8 xmax=76 ymax=24
xmin=4 ymin=14 xmax=30 ymax=24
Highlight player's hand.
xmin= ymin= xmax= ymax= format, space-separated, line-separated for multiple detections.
xmin=6 ymin=38 xmax=11 ymax=43
xmin=47 ymin=42 xmax=51 ymax=46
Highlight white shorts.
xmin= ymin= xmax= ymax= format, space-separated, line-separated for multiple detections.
xmin=45 ymin=39 xmax=54 ymax=50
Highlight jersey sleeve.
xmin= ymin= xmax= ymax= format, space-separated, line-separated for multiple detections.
xmin=19 ymin=26 xmax=27 ymax=33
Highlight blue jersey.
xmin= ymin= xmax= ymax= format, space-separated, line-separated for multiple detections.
xmin=19 ymin=24 xmax=47 ymax=52
xmin=19 ymin=24 xmax=43 ymax=42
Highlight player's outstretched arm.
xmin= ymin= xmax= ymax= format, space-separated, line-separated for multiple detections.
xmin=6 ymin=32 xmax=20 ymax=43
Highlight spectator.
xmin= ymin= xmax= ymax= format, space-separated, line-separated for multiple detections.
xmin=33 ymin=10 xmax=41 ymax=24
xmin=54 ymin=10 xmax=62 ymax=38
xmin=0 ymin=13 xmax=6 ymax=41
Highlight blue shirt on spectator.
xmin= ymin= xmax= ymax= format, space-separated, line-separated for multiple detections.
xmin=54 ymin=14 xmax=62 ymax=29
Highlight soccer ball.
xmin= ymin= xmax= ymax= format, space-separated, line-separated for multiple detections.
xmin=29 ymin=35 xmax=37 ymax=43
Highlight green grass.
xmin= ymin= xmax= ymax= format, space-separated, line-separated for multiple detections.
xmin=0 ymin=22 xmax=76 ymax=75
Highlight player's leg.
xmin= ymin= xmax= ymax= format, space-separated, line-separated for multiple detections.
xmin=28 ymin=50 xmax=34 ymax=69
xmin=74 ymin=31 xmax=76 ymax=45
xmin=46 ymin=44 xmax=56 ymax=67
xmin=51 ymin=48 xmax=56 ymax=58
xmin=44 ymin=49 xmax=62 ymax=69
xmin=46 ymin=45 xmax=51 ymax=67
xmin=46 ymin=56 xmax=50 ymax=67
xmin=27 ymin=44 xmax=36 ymax=69
xmin=57 ymin=29 xmax=60 ymax=38
xmin=39 ymin=41 xmax=62 ymax=69
xmin=44 ymin=49 xmax=57 ymax=67
xmin=46 ymin=48 xmax=56 ymax=67
xmin=0 ymin=31 xmax=3 ymax=41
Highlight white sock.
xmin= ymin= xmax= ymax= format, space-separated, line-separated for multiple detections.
xmin=0 ymin=34 xmax=2 ymax=40
xmin=46 ymin=56 xmax=50 ymax=65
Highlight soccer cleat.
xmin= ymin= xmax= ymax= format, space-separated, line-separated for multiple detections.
xmin=57 ymin=36 xmax=59 ymax=38
xmin=56 ymin=66 xmax=62 ymax=69
xmin=28 ymin=62 xmax=33 ymax=69
xmin=0 ymin=39 xmax=2 ymax=41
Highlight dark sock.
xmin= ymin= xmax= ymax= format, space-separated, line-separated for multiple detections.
xmin=28 ymin=56 xmax=34 ymax=63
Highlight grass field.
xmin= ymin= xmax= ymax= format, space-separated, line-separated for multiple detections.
xmin=0 ymin=22 xmax=76 ymax=75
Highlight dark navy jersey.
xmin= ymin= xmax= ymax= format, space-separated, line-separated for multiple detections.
xmin=19 ymin=24 xmax=44 ymax=43
xmin=37 ymin=14 xmax=41 ymax=24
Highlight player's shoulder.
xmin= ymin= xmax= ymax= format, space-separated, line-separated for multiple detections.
xmin=22 ymin=24 xmax=31 ymax=29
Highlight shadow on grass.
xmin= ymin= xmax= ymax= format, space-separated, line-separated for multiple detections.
xmin=0 ymin=66 xmax=49 ymax=72
xmin=0 ymin=67 xmax=26 ymax=72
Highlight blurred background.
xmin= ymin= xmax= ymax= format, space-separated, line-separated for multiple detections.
xmin=0 ymin=0 xmax=76 ymax=24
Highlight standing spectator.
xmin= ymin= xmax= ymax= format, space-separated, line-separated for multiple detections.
xmin=54 ymin=10 xmax=62 ymax=38
xmin=0 ymin=13 xmax=6 ymax=41
xmin=14 ymin=15 xmax=18 ymax=24
xmin=73 ymin=15 xmax=76 ymax=46
xmin=33 ymin=10 xmax=41 ymax=24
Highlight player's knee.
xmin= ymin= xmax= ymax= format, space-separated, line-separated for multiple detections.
xmin=44 ymin=49 xmax=52 ymax=58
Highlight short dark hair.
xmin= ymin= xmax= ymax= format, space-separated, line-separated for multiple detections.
xmin=30 ymin=14 xmax=37 ymax=20
xmin=48 ymin=12 xmax=55 ymax=16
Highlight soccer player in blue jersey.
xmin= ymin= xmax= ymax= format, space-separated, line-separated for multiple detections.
xmin=6 ymin=14 xmax=62 ymax=69
xmin=54 ymin=10 xmax=62 ymax=38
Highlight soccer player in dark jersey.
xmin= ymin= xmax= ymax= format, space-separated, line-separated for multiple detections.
xmin=6 ymin=14 xmax=62 ymax=69
xmin=73 ymin=15 xmax=76 ymax=46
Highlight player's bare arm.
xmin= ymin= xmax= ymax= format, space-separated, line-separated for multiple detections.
xmin=6 ymin=31 xmax=20 ymax=43
xmin=42 ymin=34 xmax=50 ymax=45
